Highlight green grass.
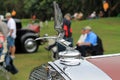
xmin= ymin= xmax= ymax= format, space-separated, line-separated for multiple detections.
xmin=3 ymin=17 xmax=120 ymax=80
xmin=72 ymin=17 xmax=120 ymax=54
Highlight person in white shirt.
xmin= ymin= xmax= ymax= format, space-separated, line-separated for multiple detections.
xmin=88 ymin=11 xmax=96 ymax=19
xmin=77 ymin=28 xmax=87 ymax=46
xmin=5 ymin=13 xmax=16 ymax=59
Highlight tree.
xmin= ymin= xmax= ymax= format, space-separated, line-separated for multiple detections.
xmin=0 ymin=0 xmax=119 ymax=19
xmin=107 ymin=0 xmax=120 ymax=16
xmin=0 ymin=0 xmax=26 ymax=18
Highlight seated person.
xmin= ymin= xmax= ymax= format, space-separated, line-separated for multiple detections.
xmin=77 ymin=28 xmax=87 ymax=46
xmin=76 ymin=26 xmax=97 ymax=57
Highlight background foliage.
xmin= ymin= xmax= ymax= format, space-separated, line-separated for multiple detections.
xmin=0 ymin=0 xmax=120 ymax=20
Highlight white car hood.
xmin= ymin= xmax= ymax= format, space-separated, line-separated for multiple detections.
xmin=49 ymin=59 xmax=112 ymax=80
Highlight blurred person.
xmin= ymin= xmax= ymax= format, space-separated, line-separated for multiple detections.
xmin=103 ymin=0 xmax=109 ymax=17
xmin=78 ymin=12 xmax=83 ymax=20
xmin=0 ymin=15 xmax=18 ymax=74
xmin=76 ymin=28 xmax=87 ymax=46
xmin=0 ymin=32 xmax=5 ymax=55
xmin=11 ymin=9 xmax=16 ymax=18
xmin=5 ymin=12 xmax=16 ymax=59
xmin=57 ymin=13 xmax=73 ymax=52
xmin=73 ymin=12 xmax=83 ymax=20
xmin=63 ymin=13 xmax=73 ymax=45
xmin=45 ymin=13 xmax=73 ymax=58
xmin=88 ymin=11 xmax=96 ymax=19
xmin=0 ymin=16 xmax=9 ymax=38
xmin=31 ymin=14 xmax=36 ymax=24
xmin=73 ymin=12 xmax=78 ymax=20
xmin=98 ymin=11 xmax=104 ymax=18
xmin=76 ymin=26 xmax=97 ymax=57
xmin=0 ymin=16 xmax=9 ymax=55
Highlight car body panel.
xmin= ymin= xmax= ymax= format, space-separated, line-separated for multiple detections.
xmin=86 ymin=53 xmax=120 ymax=80
xmin=49 ymin=57 xmax=112 ymax=80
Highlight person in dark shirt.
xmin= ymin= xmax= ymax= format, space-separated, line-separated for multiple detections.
xmin=62 ymin=13 xmax=73 ymax=45
xmin=45 ymin=13 xmax=73 ymax=59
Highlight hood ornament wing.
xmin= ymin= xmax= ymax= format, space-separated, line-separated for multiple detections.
xmin=53 ymin=1 xmax=64 ymax=38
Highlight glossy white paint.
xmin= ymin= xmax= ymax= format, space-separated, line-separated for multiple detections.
xmin=49 ymin=58 xmax=112 ymax=80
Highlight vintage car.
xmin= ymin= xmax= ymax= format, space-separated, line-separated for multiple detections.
xmin=29 ymin=2 xmax=119 ymax=80
xmin=29 ymin=51 xmax=120 ymax=80
xmin=3 ymin=19 xmax=43 ymax=53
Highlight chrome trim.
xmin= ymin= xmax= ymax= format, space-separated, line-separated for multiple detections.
xmin=35 ymin=36 xmax=57 ymax=41
xmin=59 ymin=50 xmax=81 ymax=59
xmin=48 ymin=62 xmax=71 ymax=80
xmin=60 ymin=58 xmax=81 ymax=66
xmin=85 ymin=53 xmax=120 ymax=59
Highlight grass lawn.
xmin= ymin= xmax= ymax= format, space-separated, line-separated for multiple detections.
xmin=2 ymin=17 xmax=120 ymax=80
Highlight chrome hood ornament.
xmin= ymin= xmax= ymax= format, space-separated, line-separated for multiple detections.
xmin=29 ymin=2 xmax=112 ymax=80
